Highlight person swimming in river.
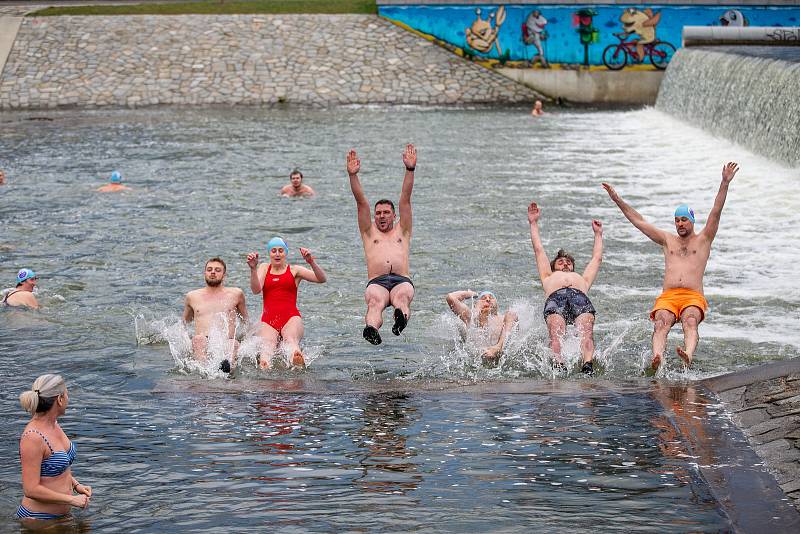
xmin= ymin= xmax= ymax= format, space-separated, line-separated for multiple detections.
xmin=2 ymin=269 xmax=40 ymax=309
xmin=446 ymin=289 xmax=518 ymax=366
xmin=603 ymin=162 xmax=740 ymax=371
xmin=96 ymin=171 xmax=131 ymax=193
xmin=182 ymin=257 xmax=248 ymax=374
xmin=528 ymin=201 xmax=603 ymax=374
xmin=347 ymin=145 xmax=417 ymax=346
xmin=246 ymin=237 xmax=327 ymax=369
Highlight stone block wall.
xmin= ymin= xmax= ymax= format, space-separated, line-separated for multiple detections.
xmin=714 ymin=372 xmax=800 ymax=509
xmin=0 ymin=14 xmax=538 ymax=109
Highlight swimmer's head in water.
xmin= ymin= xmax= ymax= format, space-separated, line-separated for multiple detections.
xmin=267 ymin=237 xmax=288 ymax=260
xmin=290 ymin=169 xmax=303 ymax=188
xmin=477 ymin=291 xmax=498 ymax=314
xmin=110 ymin=171 xmax=122 ymax=184
xmin=204 ymin=257 xmax=226 ymax=287
xmin=374 ymin=199 xmax=396 ymax=232
xmin=16 ymin=268 xmax=38 ymax=287
xmin=674 ymin=204 xmax=695 ymax=236
xmin=550 ymin=250 xmax=575 ymax=272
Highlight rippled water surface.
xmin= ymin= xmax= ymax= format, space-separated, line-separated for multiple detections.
xmin=1 ymin=105 xmax=798 ymax=531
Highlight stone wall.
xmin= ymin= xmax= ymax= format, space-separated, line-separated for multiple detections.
xmin=0 ymin=14 xmax=538 ymax=109
xmin=703 ymin=359 xmax=800 ymax=510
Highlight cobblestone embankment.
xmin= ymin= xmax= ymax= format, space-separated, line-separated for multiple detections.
xmin=703 ymin=358 xmax=800 ymax=511
xmin=0 ymin=14 xmax=538 ymax=109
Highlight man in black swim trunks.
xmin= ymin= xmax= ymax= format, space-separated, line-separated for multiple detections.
xmin=347 ymin=145 xmax=417 ymax=345
xmin=528 ymin=201 xmax=603 ymax=373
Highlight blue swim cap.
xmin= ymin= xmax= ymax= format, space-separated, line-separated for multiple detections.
xmin=16 ymin=268 xmax=37 ymax=284
xmin=477 ymin=291 xmax=496 ymax=300
xmin=266 ymin=237 xmax=288 ymax=252
xmin=110 ymin=171 xmax=122 ymax=184
xmin=674 ymin=204 xmax=695 ymax=223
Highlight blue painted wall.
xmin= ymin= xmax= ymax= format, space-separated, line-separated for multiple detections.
xmin=379 ymin=5 xmax=800 ymax=67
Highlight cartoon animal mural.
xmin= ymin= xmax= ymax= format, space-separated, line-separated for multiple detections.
xmin=619 ymin=8 xmax=662 ymax=62
xmin=379 ymin=5 xmax=800 ymax=68
xmin=522 ymin=10 xmax=549 ymax=67
xmin=465 ymin=6 xmax=506 ymax=55
xmin=720 ymin=9 xmax=749 ymax=27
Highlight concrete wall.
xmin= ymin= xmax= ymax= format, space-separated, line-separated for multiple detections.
xmin=496 ymin=67 xmax=662 ymax=104
xmin=0 ymin=14 xmax=539 ymax=109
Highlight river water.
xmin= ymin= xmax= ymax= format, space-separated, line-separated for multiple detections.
xmin=1 ymin=105 xmax=798 ymax=531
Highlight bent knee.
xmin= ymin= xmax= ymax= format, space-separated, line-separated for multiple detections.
xmin=681 ymin=315 xmax=700 ymax=329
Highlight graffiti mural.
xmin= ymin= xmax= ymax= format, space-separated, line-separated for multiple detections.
xmin=465 ymin=6 xmax=507 ymax=54
xmin=379 ymin=4 xmax=800 ymax=69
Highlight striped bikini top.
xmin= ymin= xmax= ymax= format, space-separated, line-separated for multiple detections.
xmin=23 ymin=428 xmax=76 ymax=477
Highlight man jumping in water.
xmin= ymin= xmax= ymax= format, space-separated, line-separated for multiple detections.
xmin=183 ymin=257 xmax=248 ymax=373
xmin=347 ymin=145 xmax=416 ymax=345
xmin=603 ymin=161 xmax=739 ymax=370
xmin=446 ymin=290 xmax=518 ymax=365
xmin=528 ymin=202 xmax=603 ymax=374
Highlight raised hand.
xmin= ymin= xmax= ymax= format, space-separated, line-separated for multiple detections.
xmin=346 ymin=149 xmax=361 ymax=176
xmin=299 ymin=247 xmax=316 ymax=265
xmin=527 ymin=201 xmax=541 ymax=224
xmin=246 ymin=252 xmax=259 ymax=270
xmin=601 ymin=183 xmax=620 ymax=202
xmin=592 ymin=220 xmax=603 ymax=234
xmin=722 ymin=161 xmax=739 ymax=184
xmin=402 ymin=144 xmax=417 ymax=171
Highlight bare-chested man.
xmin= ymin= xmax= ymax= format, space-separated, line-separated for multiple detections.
xmin=347 ymin=144 xmax=416 ymax=345
xmin=603 ymin=162 xmax=739 ymax=370
xmin=446 ymin=290 xmax=518 ymax=365
xmin=182 ymin=257 xmax=248 ymax=373
xmin=279 ymin=169 xmax=315 ymax=198
xmin=528 ymin=202 xmax=603 ymax=374
xmin=2 ymin=269 xmax=40 ymax=309
xmin=96 ymin=171 xmax=131 ymax=193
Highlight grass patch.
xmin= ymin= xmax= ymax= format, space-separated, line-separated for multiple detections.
xmin=31 ymin=0 xmax=377 ymax=17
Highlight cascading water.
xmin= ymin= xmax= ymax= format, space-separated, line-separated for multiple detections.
xmin=656 ymin=46 xmax=800 ymax=167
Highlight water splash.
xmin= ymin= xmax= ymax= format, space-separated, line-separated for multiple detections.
xmin=133 ymin=310 xmax=321 ymax=378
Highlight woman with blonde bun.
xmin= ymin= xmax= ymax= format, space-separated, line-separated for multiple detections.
xmin=17 ymin=374 xmax=92 ymax=522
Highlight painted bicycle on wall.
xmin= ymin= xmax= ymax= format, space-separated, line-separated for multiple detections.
xmin=602 ymin=32 xmax=676 ymax=70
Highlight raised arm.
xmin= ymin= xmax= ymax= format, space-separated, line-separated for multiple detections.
xmin=347 ymin=149 xmax=372 ymax=234
xmin=294 ymin=248 xmax=327 ymax=284
xmin=602 ymin=183 xmax=667 ymax=246
xmin=527 ymin=202 xmax=552 ymax=280
xmin=446 ymin=289 xmax=476 ymax=324
xmin=702 ymin=162 xmax=738 ymax=241
xmin=581 ymin=220 xmax=604 ymax=288
xmin=398 ymin=144 xmax=416 ymax=235
xmin=247 ymin=252 xmax=266 ymax=294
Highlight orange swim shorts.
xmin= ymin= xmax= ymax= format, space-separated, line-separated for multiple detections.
xmin=650 ymin=288 xmax=708 ymax=322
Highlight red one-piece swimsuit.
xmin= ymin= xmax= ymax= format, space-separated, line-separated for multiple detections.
xmin=261 ymin=264 xmax=301 ymax=331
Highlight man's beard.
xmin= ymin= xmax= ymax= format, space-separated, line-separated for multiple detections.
xmin=205 ymin=278 xmax=223 ymax=287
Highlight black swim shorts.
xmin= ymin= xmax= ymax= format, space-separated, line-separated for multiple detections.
xmin=367 ymin=273 xmax=414 ymax=292
xmin=543 ymin=287 xmax=596 ymax=325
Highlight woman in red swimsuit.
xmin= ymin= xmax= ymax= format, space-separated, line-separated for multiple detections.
xmin=246 ymin=237 xmax=327 ymax=368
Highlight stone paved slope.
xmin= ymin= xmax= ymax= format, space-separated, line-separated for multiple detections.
xmin=0 ymin=14 xmax=538 ymax=108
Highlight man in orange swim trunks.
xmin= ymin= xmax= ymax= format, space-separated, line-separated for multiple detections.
xmin=602 ymin=161 xmax=739 ymax=370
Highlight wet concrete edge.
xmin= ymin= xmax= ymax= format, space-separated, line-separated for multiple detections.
xmin=699 ymin=357 xmax=800 ymax=532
